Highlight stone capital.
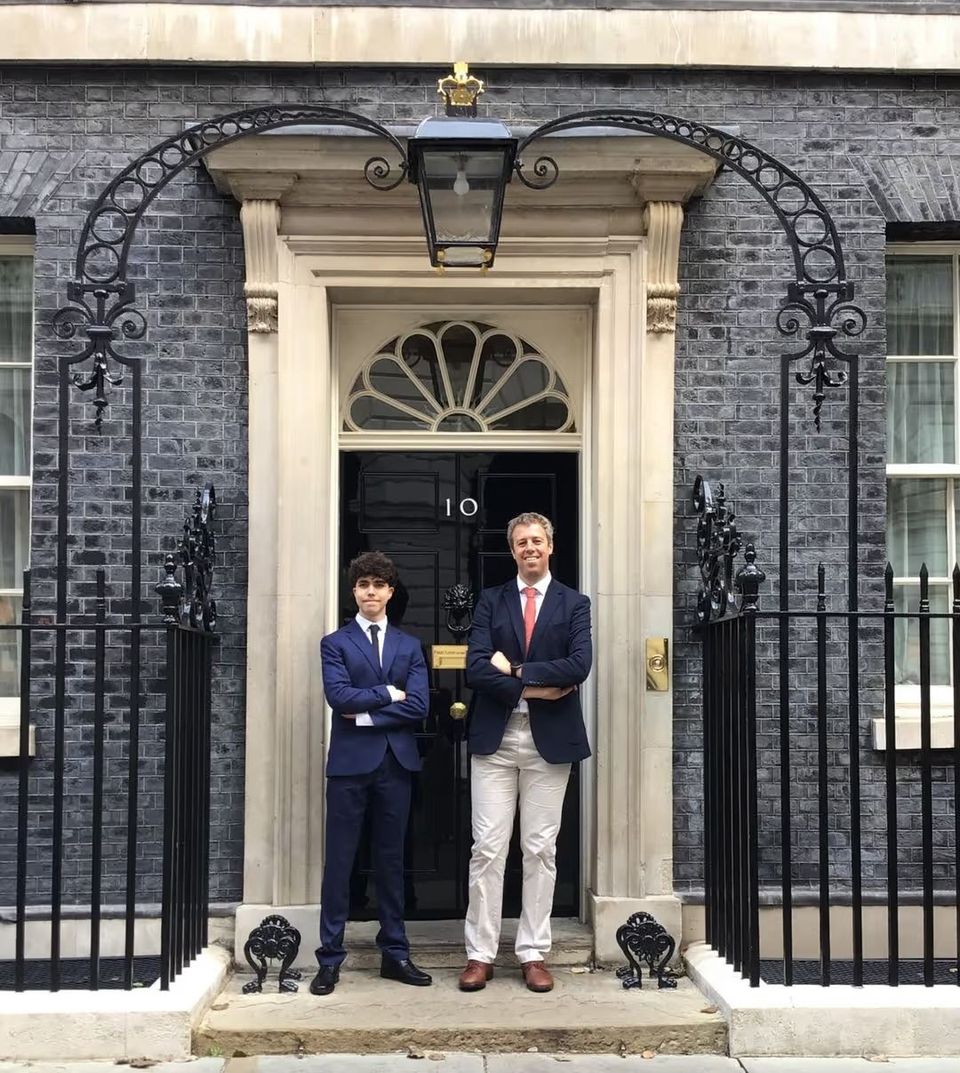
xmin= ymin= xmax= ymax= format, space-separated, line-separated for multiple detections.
xmin=643 ymin=202 xmax=684 ymax=335
xmin=240 ymin=199 xmax=282 ymax=334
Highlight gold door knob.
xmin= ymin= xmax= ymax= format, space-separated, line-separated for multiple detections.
xmin=449 ymin=701 xmax=467 ymax=721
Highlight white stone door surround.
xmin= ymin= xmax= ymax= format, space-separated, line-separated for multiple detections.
xmin=207 ymin=133 xmax=717 ymax=963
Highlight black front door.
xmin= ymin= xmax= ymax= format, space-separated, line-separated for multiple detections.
xmin=339 ymin=450 xmax=580 ymax=920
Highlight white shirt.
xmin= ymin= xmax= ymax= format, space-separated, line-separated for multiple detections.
xmin=514 ymin=572 xmax=551 ymax=714
xmin=353 ymin=612 xmax=403 ymax=726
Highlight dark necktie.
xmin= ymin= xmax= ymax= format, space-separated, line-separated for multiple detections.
xmin=369 ymin=623 xmax=381 ymax=668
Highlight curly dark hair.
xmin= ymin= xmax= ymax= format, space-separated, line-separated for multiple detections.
xmin=348 ymin=550 xmax=398 ymax=589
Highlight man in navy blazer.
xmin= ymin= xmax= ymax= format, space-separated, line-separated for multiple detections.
xmin=311 ymin=551 xmax=432 ymax=996
xmin=460 ymin=512 xmax=592 ymax=994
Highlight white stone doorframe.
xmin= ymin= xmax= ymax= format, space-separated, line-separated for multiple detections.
xmin=215 ymin=136 xmax=715 ymax=965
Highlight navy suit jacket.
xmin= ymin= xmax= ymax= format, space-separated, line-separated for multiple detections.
xmin=466 ymin=579 xmax=592 ymax=764
xmin=321 ymin=620 xmax=429 ymax=776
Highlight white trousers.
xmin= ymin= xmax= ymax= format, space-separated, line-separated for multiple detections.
xmin=464 ymin=711 xmax=572 ymax=965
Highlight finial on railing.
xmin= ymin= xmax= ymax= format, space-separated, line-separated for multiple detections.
xmin=155 ymin=484 xmax=217 ymax=630
xmin=735 ymin=544 xmax=766 ymax=613
xmin=694 ymin=474 xmax=761 ymax=623
xmin=156 ymin=553 xmax=184 ymax=625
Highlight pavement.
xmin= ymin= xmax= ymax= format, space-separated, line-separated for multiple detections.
xmin=2 ymin=1056 xmax=960 ymax=1072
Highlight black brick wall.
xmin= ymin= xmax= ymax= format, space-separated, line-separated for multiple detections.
xmin=0 ymin=63 xmax=956 ymax=908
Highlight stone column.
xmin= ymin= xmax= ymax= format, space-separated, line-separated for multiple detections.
xmin=638 ymin=201 xmax=683 ymax=898
xmin=589 ymin=202 xmax=684 ymax=962
xmin=239 ymin=199 xmax=282 ymax=906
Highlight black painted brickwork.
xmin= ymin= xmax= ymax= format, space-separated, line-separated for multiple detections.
xmin=0 ymin=64 xmax=956 ymax=906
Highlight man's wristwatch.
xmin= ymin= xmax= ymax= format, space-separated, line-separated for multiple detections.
xmin=510 ymin=663 xmax=522 ymax=678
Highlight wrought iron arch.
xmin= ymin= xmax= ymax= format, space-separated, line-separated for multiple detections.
xmin=50 ymin=97 xmax=867 ymax=635
xmin=515 ymin=108 xmax=865 ymax=430
xmin=54 ymin=105 xmax=407 ymax=426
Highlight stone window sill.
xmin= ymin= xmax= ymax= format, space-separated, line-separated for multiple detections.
xmin=871 ymin=706 xmax=956 ymax=751
xmin=0 ymin=700 xmax=35 ymax=757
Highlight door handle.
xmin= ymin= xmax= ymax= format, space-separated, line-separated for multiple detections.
xmin=449 ymin=701 xmax=468 ymax=720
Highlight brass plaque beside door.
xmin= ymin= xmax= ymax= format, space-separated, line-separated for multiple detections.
xmin=432 ymin=644 xmax=469 ymax=670
xmin=646 ymin=637 xmax=669 ymax=691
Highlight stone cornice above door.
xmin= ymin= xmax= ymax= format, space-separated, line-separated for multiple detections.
xmin=204 ymin=132 xmax=718 ymax=242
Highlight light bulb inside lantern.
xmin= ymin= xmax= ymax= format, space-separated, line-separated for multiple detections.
xmin=453 ymin=166 xmax=470 ymax=197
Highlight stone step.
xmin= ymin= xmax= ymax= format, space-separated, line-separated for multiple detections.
xmin=334 ymin=917 xmax=592 ymax=969
xmin=195 ymin=967 xmax=727 ymax=1058
xmin=240 ymin=918 xmax=594 ymax=973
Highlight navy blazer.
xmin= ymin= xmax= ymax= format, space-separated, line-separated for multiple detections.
xmin=321 ymin=620 xmax=429 ymax=776
xmin=466 ymin=579 xmax=592 ymax=764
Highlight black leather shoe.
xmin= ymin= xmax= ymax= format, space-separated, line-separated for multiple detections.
xmin=309 ymin=964 xmax=340 ymax=996
xmin=380 ymin=955 xmax=432 ymax=986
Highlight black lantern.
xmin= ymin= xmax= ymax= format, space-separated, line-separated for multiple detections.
xmin=406 ymin=64 xmax=517 ymax=270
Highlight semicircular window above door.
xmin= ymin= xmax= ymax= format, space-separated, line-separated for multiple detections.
xmin=342 ymin=320 xmax=576 ymax=434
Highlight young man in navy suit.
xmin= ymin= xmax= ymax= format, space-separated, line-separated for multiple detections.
xmin=460 ymin=512 xmax=592 ymax=994
xmin=311 ymin=551 xmax=432 ymax=996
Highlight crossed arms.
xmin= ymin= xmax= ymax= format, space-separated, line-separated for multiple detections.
xmin=320 ymin=634 xmax=429 ymax=730
xmin=467 ymin=589 xmax=593 ymax=703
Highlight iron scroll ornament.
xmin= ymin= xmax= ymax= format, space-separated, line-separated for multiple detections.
xmin=692 ymin=476 xmax=741 ymax=625
xmin=53 ymin=105 xmax=407 ymax=427
xmin=615 ymin=911 xmax=678 ymax=990
xmin=242 ymin=914 xmax=303 ymax=994
xmin=692 ymin=475 xmax=766 ymax=624
xmin=515 ymin=109 xmax=866 ymax=429
xmin=156 ymin=483 xmax=218 ymax=629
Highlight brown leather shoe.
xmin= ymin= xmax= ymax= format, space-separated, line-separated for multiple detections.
xmin=520 ymin=961 xmax=554 ymax=993
xmin=458 ymin=960 xmax=494 ymax=991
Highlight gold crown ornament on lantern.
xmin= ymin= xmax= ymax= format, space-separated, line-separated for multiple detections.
xmin=438 ymin=62 xmax=484 ymax=117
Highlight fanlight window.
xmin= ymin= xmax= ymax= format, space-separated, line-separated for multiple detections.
xmin=343 ymin=321 xmax=574 ymax=433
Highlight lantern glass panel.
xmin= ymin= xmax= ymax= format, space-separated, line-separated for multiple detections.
xmin=421 ymin=149 xmax=506 ymax=248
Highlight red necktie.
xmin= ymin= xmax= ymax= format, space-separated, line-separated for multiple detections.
xmin=522 ymin=586 xmax=538 ymax=655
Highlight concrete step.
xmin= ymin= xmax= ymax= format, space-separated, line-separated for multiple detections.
xmin=242 ymin=918 xmax=594 ymax=973
xmin=195 ymin=966 xmax=727 ymax=1058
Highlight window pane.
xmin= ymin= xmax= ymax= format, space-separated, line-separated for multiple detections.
xmin=886 ymin=255 xmax=954 ymax=356
xmin=887 ymin=361 xmax=955 ymax=463
xmin=0 ymin=490 xmax=29 ymax=588
xmin=489 ymin=397 xmax=571 ymax=431
xmin=0 ymin=367 xmax=31 ymax=476
xmin=0 ymin=256 xmax=32 ymax=364
xmin=401 ymin=334 xmax=446 ymax=405
xmin=471 ymin=333 xmax=519 ymax=408
xmin=437 ymin=323 xmax=479 ymax=408
xmin=887 ymin=479 xmax=947 ymax=576
xmin=485 ymin=359 xmax=551 ymax=416
xmin=368 ymin=359 xmax=435 ymax=418
xmin=0 ymin=594 xmax=21 ymax=697
xmin=894 ymin=586 xmax=950 ymax=686
xmin=349 ymin=394 xmax=430 ymax=431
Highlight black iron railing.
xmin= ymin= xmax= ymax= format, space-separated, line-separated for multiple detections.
xmin=5 ymin=576 xmax=213 ymax=992
xmin=4 ymin=486 xmax=217 ymax=993
xmin=160 ymin=622 xmax=214 ymax=990
xmin=700 ymin=546 xmax=960 ymax=988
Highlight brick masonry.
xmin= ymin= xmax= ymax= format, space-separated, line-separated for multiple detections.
xmin=0 ymin=63 xmax=956 ymax=910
